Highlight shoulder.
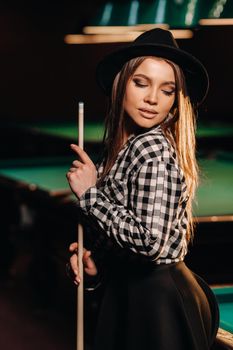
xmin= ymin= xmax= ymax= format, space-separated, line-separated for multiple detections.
xmin=127 ymin=127 xmax=174 ymax=165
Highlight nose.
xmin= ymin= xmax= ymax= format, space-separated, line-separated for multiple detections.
xmin=144 ymin=87 xmax=158 ymax=105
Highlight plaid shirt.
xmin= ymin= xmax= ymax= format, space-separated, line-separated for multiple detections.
xmin=79 ymin=125 xmax=189 ymax=264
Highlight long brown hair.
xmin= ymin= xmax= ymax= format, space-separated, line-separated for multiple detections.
xmin=99 ymin=56 xmax=199 ymax=242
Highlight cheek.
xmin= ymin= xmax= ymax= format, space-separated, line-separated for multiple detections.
xmin=124 ymin=89 xmax=136 ymax=111
xmin=125 ymin=82 xmax=143 ymax=103
xmin=163 ymin=96 xmax=175 ymax=113
xmin=123 ymin=98 xmax=131 ymax=116
xmin=168 ymin=100 xmax=175 ymax=111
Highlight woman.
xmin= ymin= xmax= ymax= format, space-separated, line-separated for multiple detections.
xmin=66 ymin=28 xmax=219 ymax=350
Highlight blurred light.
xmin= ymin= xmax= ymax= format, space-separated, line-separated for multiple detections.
xmin=199 ymin=18 xmax=233 ymax=25
xmin=200 ymin=0 xmax=233 ymax=25
xmin=155 ymin=0 xmax=167 ymax=23
xmin=137 ymin=0 xmax=202 ymax=28
xmin=64 ymin=29 xmax=193 ymax=44
xmin=83 ymin=23 xmax=168 ymax=35
xmin=196 ymin=215 xmax=233 ymax=223
xmin=100 ymin=2 xmax=113 ymax=26
xmin=64 ymin=0 xmax=207 ymax=45
xmin=128 ymin=1 xmax=140 ymax=25
xmin=170 ymin=29 xmax=193 ymax=38
xmin=185 ymin=0 xmax=198 ymax=26
xmin=209 ymin=0 xmax=227 ymax=18
xmin=135 ymin=23 xmax=169 ymax=30
xmin=89 ymin=1 xmax=142 ymax=27
xmin=64 ymin=33 xmax=143 ymax=44
xmin=83 ymin=25 xmax=140 ymax=35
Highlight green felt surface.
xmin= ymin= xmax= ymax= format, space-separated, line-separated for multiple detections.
xmin=0 ymin=155 xmax=232 ymax=216
xmin=212 ymin=286 xmax=233 ymax=333
xmin=0 ymin=157 xmax=72 ymax=192
xmin=0 ymin=164 xmax=70 ymax=192
xmin=24 ymin=121 xmax=233 ymax=142
xmin=193 ymin=156 xmax=233 ymax=216
xmin=197 ymin=123 xmax=233 ymax=137
xmin=29 ymin=122 xmax=105 ymax=142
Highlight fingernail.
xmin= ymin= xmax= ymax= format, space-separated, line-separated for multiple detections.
xmin=77 ymin=278 xmax=81 ymax=283
xmin=74 ymin=269 xmax=78 ymax=275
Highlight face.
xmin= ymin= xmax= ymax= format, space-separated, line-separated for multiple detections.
xmin=123 ymin=57 xmax=176 ymax=132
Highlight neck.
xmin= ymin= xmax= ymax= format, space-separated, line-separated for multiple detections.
xmin=123 ymin=114 xmax=160 ymax=144
xmin=123 ymin=114 xmax=142 ymax=143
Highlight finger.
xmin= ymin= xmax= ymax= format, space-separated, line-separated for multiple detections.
xmin=70 ymin=254 xmax=81 ymax=283
xmin=72 ymin=160 xmax=83 ymax=168
xmin=68 ymin=167 xmax=77 ymax=173
xmin=69 ymin=242 xmax=78 ymax=251
xmin=66 ymin=262 xmax=78 ymax=284
xmin=83 ymin=251 xmax=98 ymax=276
xmin=83 ymin=250 xmax=91 ymax=263
xmin=70 ymin=254 xmax=78 ymax=274
xmin=69 ymin=242 xmax=86 ymax=254
xmin=66 ymin=171 xmax=75 ymax=180
xmin=70 ymin=144 xmax=93 ymax=166
xmin=83 ymin=251 xmax=95 ymax=269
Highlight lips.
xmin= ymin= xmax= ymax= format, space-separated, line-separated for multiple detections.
xmin=138 ymin=108 xmax=158 ymax=118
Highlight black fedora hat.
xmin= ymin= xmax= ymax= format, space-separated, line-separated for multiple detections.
xmin=96 ymin=28 xmax=209 ymax=105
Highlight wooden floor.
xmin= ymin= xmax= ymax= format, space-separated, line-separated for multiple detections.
xmin=0 ymin=278 xmax=75 ymax=350
xmin=1 ymin=278 xmax=233 ymax=350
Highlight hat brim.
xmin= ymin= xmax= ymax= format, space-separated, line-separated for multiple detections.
xmin=96 ymin=43 xmax=209 ymax=105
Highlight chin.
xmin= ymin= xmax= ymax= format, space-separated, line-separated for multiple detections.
xmin=138 ymin=121 xmax=159 ymax=129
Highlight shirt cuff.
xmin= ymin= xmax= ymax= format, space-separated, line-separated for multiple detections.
xmin=78 ymin=186 xmax=98 ymax=213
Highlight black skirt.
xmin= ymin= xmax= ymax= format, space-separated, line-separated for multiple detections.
xmin=93 ymin=260 xmax=219 ymax=350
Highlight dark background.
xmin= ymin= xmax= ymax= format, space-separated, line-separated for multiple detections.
xmin=0 ymin=2 xmax=232 ymax=350
xmin=0 ymin=0 xmax=233 ymax=124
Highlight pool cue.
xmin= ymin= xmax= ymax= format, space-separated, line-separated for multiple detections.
xmin=77 ymin=101 xmax=84 ymax=350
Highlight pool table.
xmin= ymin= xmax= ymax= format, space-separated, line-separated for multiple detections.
xmin=1 ymin=121 xmax=232 ymax=349
xmin=0 ymin=157 xmax=233 ymax=348
xmin=0 ymin=156 xmax=73 ymax=197
xmin=1 ymin=120 xmax=233 ymax=160
xmin=0 ymin=151 xmax=232 ymax=219
xmin=213 ymin=286 xmax=233 ymax=334
xmin=194 ymin=153 xmax=233 ymax=218
xmin=0 ymin=152 xmax=232 ymax=284
xmin=0 ymin=122 xmax=104 ymax=160
xmin=26 ymin=121 xmax=105 ymax=143
xmin=212 ymin=286 xmax=233 ymax=349
xmin=21 ymin=120 xmax=233 ymax=143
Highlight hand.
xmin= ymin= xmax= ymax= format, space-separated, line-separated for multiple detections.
xmin=66 ymin=144 xmax=97 ymax=198
xmin=69 ymin=242 xmax=98 ymax=285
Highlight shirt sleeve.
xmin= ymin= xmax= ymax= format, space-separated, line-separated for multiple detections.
xmin=78 ymin=159 xmax=180 ymax=261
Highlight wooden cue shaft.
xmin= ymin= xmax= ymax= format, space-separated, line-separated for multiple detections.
xmin=77 ymin=101 xmax=84 ymax=350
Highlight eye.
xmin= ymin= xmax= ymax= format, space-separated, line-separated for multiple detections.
xmin=133 ymin=79 xmax=148 ymax=88
xmin=162 ymin=89 xmax=175 ymax=96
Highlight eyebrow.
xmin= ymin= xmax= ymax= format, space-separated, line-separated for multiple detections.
xmin=133 ymin=74 xmax=176 ymax=87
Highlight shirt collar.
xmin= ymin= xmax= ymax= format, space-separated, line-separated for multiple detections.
xmin=127 ymin=124 xmax=162 ymax=143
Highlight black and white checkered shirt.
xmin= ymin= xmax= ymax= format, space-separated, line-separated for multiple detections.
xmin=79 ymin=125 xmax=189 ymax=264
